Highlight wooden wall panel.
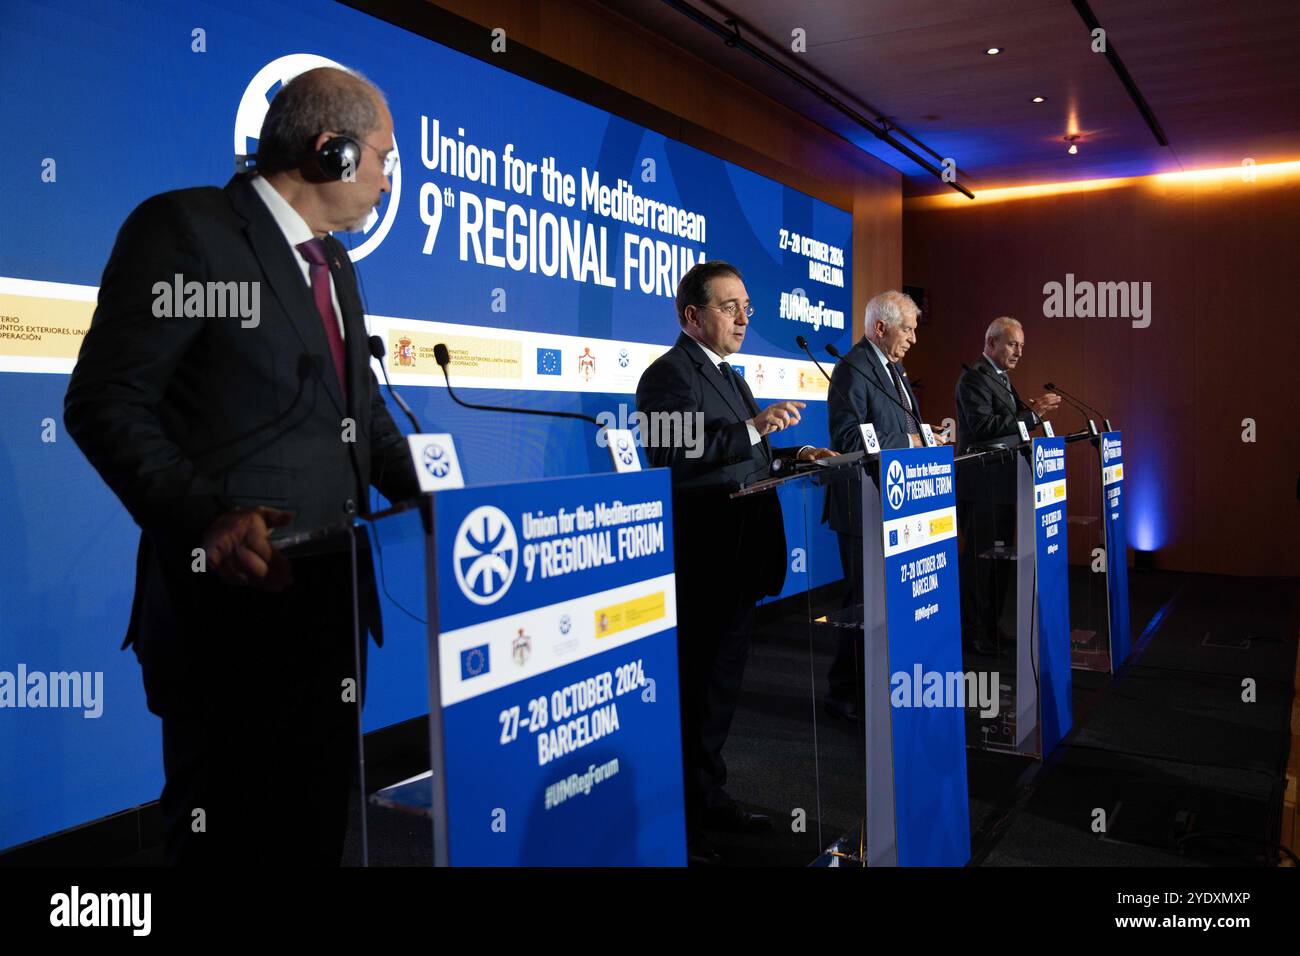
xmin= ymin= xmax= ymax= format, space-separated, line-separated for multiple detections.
xmin=903 ymin=168 xmax=1300 ymax=577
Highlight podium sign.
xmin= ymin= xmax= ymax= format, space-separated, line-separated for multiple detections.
xmin=1031 ymin=438 xmax=1073 ymax=752
xmin=1099 ymin=432 xmax=1131 ymax=665
xmin=867 ymin=447 xmax=970 ymax=866
xmin=425 ymin=469 xmax=686 ymax=865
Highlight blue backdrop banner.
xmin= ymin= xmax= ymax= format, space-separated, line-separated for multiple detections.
xmin=0 ymin=0 xmax=850 ymax=849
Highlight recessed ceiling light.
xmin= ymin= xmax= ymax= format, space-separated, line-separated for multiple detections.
xmin=985 ymin=47 xmax=1002 ymax=55
xmin=1032 ymin=96 xmax=1045 ymax=103
xmin=1068 ymin=144 xmax=1079 ymax=154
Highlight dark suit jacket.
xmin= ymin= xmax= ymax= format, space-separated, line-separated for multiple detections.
xmin=954 ymin=357 xmax=1037 ymax=504
xmin=823 ymin=336 xmax=921 ymax=535
xmin=635 ymin=333 xmax=802 ymax=600
xmin=64 ymin=174 xmax=420 ymax=714
xmin=954 ymin=356 xmax=1038 ymax=454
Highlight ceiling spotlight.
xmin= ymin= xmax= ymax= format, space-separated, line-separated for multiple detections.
xmin=1032 ymin=96 xmax=1045 ymax=103
xmin=1068 ymin=143 xmax=1078 ymax=154
xmin=1064 ymin=134 xmax=1081 ymax=154
xmin=985 ymin=47 xmax=1002 ymax=55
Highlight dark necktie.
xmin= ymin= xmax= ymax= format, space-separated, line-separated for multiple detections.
xmin=296 ymin=238 xmax=348 ymax=401
xmin=719 ymin=361 xmax=769 ymax=464
xmin=887 ymin=362 xmax=919 ymax=433
xmin=998 ymin=370 xmax=1022 ymax=407
xmin=717 ymin=361 xmax=747 ymax=415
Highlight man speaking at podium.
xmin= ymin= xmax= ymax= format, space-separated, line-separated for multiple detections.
xmin=636 ymin=260 xmax=832 ymax=864
xmin=63 ymin=67 xmax=420 ymax=865
xmin=954 ymin=316 xmax=1059 ymax=655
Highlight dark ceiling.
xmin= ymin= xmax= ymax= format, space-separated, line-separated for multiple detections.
xmin=598 ymin=0 xmax=1300 ymax=194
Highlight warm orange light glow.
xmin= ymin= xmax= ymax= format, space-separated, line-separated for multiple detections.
xmin=907 ymin=176 xmax=1138 ymax=209
xmin=1152 ymin=159 xmax=1300 ymax=184
xmin=906 ymin=159 xmax=1300 ymax=209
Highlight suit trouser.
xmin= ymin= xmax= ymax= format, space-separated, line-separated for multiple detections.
xmin=958 ymin=500 xmax=1016 ymax=643
xmin=827 ymin=532 xmax=866 ymax=704
xmin=676 ymin=583 xmax=757 ymax=833
xmin=150 ymin=554 xmax=364 ymax=866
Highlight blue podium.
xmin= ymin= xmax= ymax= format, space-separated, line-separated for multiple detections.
xmin=374 ymin=468 xmax=687 ymax=866
xmin=865 ymin=447 xmax=971 ymax=866
xmin=1098 ymin=431 xmax=1132 ymax=667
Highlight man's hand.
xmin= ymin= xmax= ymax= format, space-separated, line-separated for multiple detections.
xmin=908 ymin=433 xmax=924 ymax=447
xmin=751 ymin=401 xmax=806 ymax=436
xmin=797 ymin=446 xmax=838 ymax=462
xmin=929 ymin=425 xmax=953 ymax=445
xmin=1027 ymin=393 xmax=1062 ymax=418
xmin=201 ymin=506 xmax=295 ymax=591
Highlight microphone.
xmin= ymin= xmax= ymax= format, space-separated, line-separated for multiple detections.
xmin=434 ymin=342 xmax=601 ymax=427
xmin=369 ymin=335 xmax=423 ymax=433
xmin=825 ymin=342 xmax=918 ymax=422
xmin=796 ymin=335 xmax=861 ymax=423
xmin=1037 ymin=378 xmax=1091 ymax=429
xmin=1045 ymin=382 xmax=1112 ymax=431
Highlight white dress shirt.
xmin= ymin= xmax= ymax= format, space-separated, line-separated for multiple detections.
xmin=250 ymin=174 xmax=345 ymax=340
xmin=866 ymin=337 xmax=912 ymax=411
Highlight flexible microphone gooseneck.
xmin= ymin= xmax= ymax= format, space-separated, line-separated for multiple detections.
xmin=434 ymin=342 xmax=601 ymax=427
xmin=825 ymin=342 xmax=918 ymax=423
xmin=369 ymin=335 xmax=423 ymax=434
xmin=796 ymin=335 xmax=862 ymax=420
xmin=1034 ymin=377 xmax=1091 ymax=429
xmin=1045 ymin=382 xmax=1112 ymax=431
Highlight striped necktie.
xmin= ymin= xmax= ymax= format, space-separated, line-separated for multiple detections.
xmin=887 ymin=362 xmax=919 ymax=432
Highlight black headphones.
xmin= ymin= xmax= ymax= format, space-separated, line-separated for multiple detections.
xmin=304 ymin=134 xmax=362 ymax=182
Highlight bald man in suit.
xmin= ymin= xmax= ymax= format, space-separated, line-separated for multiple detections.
xmin=64 ymin=67 xmax=419 ymax=865
xmin=954 ymin=316 xmax=1059 ymax=654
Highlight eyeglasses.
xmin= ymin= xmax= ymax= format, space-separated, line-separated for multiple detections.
xmin=703 ymin=302 xmax=755 ymax=319
xmin=361 ymin=139 xmax=399 ymax=177
xmin=335 ymin=131 xmax=399 ymax=176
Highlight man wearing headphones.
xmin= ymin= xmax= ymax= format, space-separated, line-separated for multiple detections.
xmin=64 ymin=67 xmax=420 ymax=865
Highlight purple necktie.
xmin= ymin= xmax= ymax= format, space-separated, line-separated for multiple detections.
xmin=296 ymin=238 xmax=347 ymax=401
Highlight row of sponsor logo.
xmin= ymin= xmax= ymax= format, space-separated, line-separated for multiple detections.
xmin=459 ymin=589 xmax=665 ymax=682
xmin=379 ymin=316 xmax=831 ymax=399
xmin=0 ymin=277 xmax=833 ymax=403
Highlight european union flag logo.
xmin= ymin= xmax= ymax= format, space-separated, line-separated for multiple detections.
xmin=888 ymin=529 xmax=898 ymax=547
xmin=537 ymin=348 xmax=562 ymax=375
xmin=460 ymin=644 xmax=490 ymax=680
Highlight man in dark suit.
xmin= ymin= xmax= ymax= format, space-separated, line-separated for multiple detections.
xmin=635 ymin=260 xmax=833 ymax=864
xmin=954 ymin=316 xmax=1059 ymax=654
xmin=823 ymin=290 xmax=939 ymax=718
xmin=63 ymin=67 xmax=420 ymax=865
